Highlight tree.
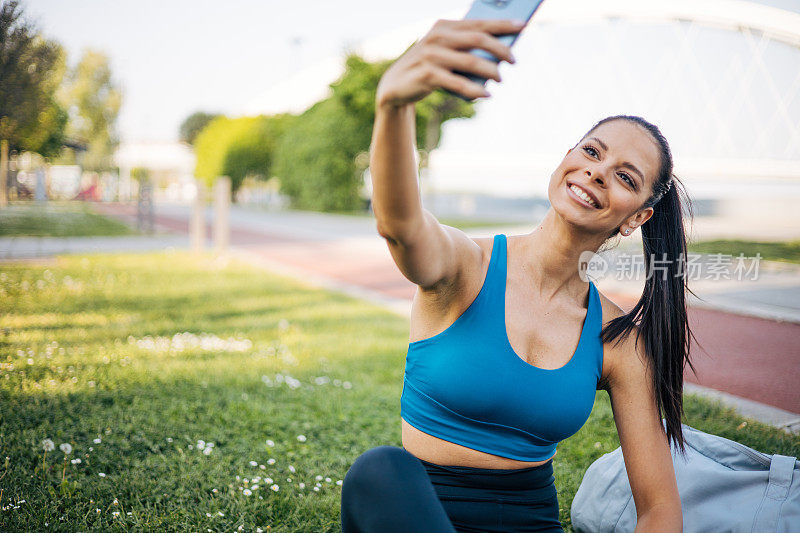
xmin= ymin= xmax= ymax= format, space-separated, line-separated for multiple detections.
xmin=272 ymin=51 xmax=476 ymax=212
xmin=0 ymin=0 xmax=68 ymax=205
xmin=179 ymin=111 xmax=220 ymax=145
xmin=56 ymin=49 xmax=122 ymax=172
xmin=194 ymin=114 xmax=294 ymax=199
xmin=330 ymin=50 xmax=475 ymax=158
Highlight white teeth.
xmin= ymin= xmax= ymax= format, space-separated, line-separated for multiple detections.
xmin=569 ymin=184 xmax=597 ymax=207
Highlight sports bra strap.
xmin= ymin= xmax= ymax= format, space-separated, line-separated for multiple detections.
xmin=472 ymin=233 xmax=508 ymax=332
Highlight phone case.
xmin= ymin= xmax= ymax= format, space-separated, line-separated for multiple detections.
xmin=447 ymin=0 xmax=546 ymax=101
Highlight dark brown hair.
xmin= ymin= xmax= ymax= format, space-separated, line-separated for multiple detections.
xmin=585 ymin=115 xmax=700 ymax=458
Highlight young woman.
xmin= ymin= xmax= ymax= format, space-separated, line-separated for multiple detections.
xmin=341 ymin=18 xmax=693 ymax=533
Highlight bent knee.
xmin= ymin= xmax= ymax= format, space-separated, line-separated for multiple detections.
xmin=343 ymin=446 xmax=419 ymax=491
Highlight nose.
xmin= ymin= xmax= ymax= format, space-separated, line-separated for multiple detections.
xmin=585 ymin=167 xmax=606 ymax=186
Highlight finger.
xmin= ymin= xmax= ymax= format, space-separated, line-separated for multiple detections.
xmin=425 ymin=65 xmax=490 ymax=100
xmin=432 ymin=29 xmax=515 ymax=65
xmin=447 ymin=18 xmax=527 ymax=35
xmin=423 ymin=46 xmax=502 ymax=83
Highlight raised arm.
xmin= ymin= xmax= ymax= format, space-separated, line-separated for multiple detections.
xmin=370 ymin=18 xmax=522 ymax=290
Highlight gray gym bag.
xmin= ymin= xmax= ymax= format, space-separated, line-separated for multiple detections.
xmin=570 ymin=420 xmax=799 ymax=532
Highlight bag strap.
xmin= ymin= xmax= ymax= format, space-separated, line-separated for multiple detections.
xmin=751 ymin=454 xmax=797 ymax=533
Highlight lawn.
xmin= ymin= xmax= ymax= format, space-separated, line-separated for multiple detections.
xmin=1 ymin=252 xmax=797 ymax=532
xmin=0 ymin=202 xmax=135 ymax=237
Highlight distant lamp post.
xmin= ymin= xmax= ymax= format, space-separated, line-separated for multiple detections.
xmin=289 ymin=36 xmax=304 ymax=72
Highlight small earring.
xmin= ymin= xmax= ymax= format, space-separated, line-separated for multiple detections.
xmin=623 ymin=229 xmax=630 ymax=235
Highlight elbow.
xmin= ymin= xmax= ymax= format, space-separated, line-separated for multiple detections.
xmin=375 ymin=212 xmax=423 ymax=247
xmin=376 ymin=221 xmax=400 ymax=246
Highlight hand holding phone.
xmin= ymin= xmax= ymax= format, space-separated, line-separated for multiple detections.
xmin=445 ymin=0 xmax=546 ymax=101
xmin=376 ymin=18 xmax=525 ymax=108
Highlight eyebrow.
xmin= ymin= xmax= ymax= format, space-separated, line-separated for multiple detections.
xmin=587 ymin=136 xmax=644 ymax=186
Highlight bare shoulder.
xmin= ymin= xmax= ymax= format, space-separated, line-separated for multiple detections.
xmin=594 ymin=288 xmax=642 ymax=392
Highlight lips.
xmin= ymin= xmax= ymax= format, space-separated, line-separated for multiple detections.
xmin=567 ymin=181 xmax=602 ymax=209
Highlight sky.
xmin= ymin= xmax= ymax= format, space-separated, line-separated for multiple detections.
xmin=25 ymin=0 xmax=465 ymax=142
xmin=24 ymin=0 xmax=800 ymax=152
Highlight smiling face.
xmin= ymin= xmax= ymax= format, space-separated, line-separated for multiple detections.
xmin=547 ymin=119 xmax=662 ymax=236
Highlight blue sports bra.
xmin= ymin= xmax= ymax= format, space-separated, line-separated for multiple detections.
xmin=400 ymin=233 xmax=603 ymax=462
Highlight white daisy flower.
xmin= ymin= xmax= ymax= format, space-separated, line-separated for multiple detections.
xmin=296 ymin=435 xmax=306 ymax=442
xmin=270 ymin=484 xmax=279 ymax=492
xmin=249 ymin=461 xmax=258 ymax=467
xmin=265 ymin=439 xmax=275 ymax=447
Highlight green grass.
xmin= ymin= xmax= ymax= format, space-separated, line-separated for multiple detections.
xmin=0 ymin=202 xmax=135 ymax=237
xmin=1 ymin=253 xmax=797 ymax=531
xmin=688 ymin=239 xmax=800 ymax=265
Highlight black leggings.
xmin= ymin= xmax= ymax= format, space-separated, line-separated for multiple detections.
xmin=340 ymin=445 xmax=563 ymax=532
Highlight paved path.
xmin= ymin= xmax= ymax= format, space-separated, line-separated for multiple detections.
xmin=8 ymin=201 xmax=799 ymax=432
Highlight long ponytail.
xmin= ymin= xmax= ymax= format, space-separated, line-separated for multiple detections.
xmin=588 ymin=115 xmax=700 ymax=458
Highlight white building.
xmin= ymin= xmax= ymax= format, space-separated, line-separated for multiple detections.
xmin=114 ymin=141 xmax=197 ymax=203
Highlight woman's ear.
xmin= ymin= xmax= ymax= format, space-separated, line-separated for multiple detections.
xmin=632 ymin=207 xmax=654 ymax=228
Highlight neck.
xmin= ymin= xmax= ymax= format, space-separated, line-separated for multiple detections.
xmin=518 ymin=209 xmax=608 ymax=302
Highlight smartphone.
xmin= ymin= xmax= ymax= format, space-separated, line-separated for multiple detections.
xmin=445 ymin=0 xmax=546 ymax=101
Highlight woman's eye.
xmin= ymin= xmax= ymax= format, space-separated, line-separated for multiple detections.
xmin=582 ymin=145 xmax=598 ymax=157
xmin=618 ymin=173 xmax=633 ymax=186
